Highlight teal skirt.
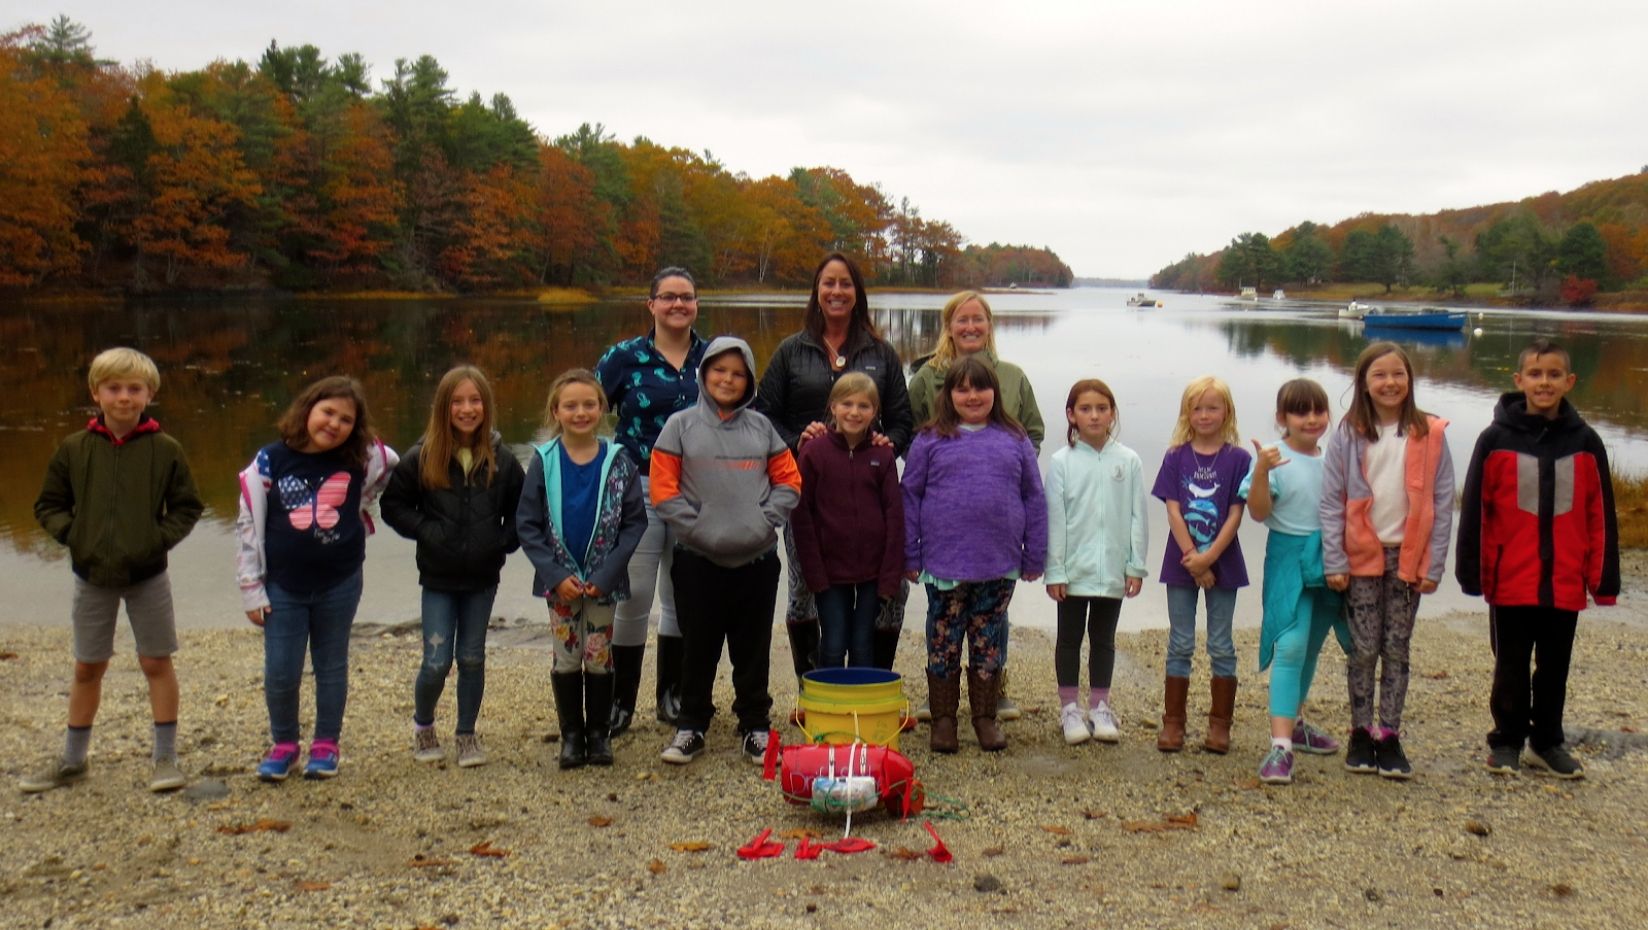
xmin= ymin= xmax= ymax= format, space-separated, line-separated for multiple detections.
xmin=1257 ymin=530 xmax=1350 ymax=672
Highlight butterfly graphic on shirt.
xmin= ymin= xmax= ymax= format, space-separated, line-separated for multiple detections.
xmin=276 ymin=471 xmax=352 ymax=544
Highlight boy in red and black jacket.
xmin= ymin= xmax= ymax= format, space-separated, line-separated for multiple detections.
xmin=1457 ymin=338 xmax=1619 ymax=780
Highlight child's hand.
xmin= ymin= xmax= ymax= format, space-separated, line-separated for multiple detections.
xmin=905 ymin=570 xmax=921 ymax=583
xmin=799 ymin=421 xmax=829 ymax=444
xmin=1416 ymin=578 xmax=1438 ymax=595
xmin=870 ymin=431 xmax=894 ymax=448
xmin=1325 ymin=573 xmax=1350 ymax=592
xmin=582 ymin=581 xmax=605 ymax=599
xmin=1193 ymin=569 xmax=1216 ymax=590
xmin=554 ymin=577 xmax=584 ymax=603
xmin=1046 ymin=583 xmax=1067 ymax=602
xmin=1250 ymin=438 xmax=1290 ymax=473
xmin=1124 ymin=577 xmax=1142 ymax=598
xmin=1181 ymin=550 xmax=1212 ymax=576
xmin=246 ymin=606 xmax=270 ymax=627
xmin=1022 ymin=571 xmax=1042 ymax=583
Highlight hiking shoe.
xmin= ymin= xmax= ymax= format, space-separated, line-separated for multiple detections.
xmin=412 ymin=727 xmax=443 ymax=763
xmin=915 ymin=699 xmax=932 ymax=723
xmin=1375 ymin=734 xmax=1413 ymax=780
xmin=1344 ymin=728 xmax=1377 ymax=774
xmin=1088 ymin=700 xmax=1120 ymax=743
xmin=1258 ymin=745 xmax=1295 ymax=785
xmin=455 ymin=733 xmax=487 ymax=768
xmin=996 ymin=694 xmax=1023 ymax=721
xmin=19 ymin=758 xmax=88 ymax=794
xmin=304 ymin=744 xmax=341 ymax=780
xmin=739 ymin=729 xmax=770 ymax=765
xmin=256 ymin=744 xmax=300 ymax=782
xmin=661 ymin=729 xmax=705 ymax=765
xmin=1523 ymin=745 xmax=1584 ymax=780
xmin=149 ymin=757 xmax=187 ymax=792
xmin=1060 ymin=702 xmax=1092 ymax=746
xmin=1292 ymin=719 xmax=1341 ymax=755
xmin=1485 ymin=744 xmax=1521 ymax=775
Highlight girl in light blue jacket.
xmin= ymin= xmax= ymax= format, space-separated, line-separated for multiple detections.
xmin=1044 ymin=379 xmax=1149 ymax=746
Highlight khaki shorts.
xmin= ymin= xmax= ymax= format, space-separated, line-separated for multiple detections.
xmin=71 ymin=571 xmax=178 ymax=663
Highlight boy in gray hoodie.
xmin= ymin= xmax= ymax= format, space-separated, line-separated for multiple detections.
xmin=648 ymin=337 xmax=802 ymax=765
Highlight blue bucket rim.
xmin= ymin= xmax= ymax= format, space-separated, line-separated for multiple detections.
xmin=801 ymin=666 xmax=902 ymax=686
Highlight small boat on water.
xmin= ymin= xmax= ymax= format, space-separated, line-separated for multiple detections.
xmin=1126 ymin=292 xmax=1162 ymax=308
xmin=1340 ymin=300 xmax=1373 ymax=319
xmin=1360 ymin=308 xmax=1467 ymax=332
xmin=1239 ymin=286 xmax=1258 ymax=301
xmin=1272 ymin=289 xmax=1286 ymax=300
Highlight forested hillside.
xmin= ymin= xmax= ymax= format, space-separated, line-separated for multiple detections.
xmin=0 ymin=19 xmax=1073 ymax=293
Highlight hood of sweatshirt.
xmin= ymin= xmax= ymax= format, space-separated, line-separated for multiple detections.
xmin=1492 ymin=390 xmax=1584 ymax=437
xmin=696 ymin=335 xmax=758 ymax=416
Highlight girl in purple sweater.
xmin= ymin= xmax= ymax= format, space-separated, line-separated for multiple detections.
xmin=904 ymin=357 xmax=1046 ymax=755
xmin=792 ymin=373 xmax=905 ymax=670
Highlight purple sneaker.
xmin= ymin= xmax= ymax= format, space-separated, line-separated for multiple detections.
xmin=1258 ymin=745 xmax=1295 ymax=784
xmin=1292 ymin=719 xmax=1341 ymax=755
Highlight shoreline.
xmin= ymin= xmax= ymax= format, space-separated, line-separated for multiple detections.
xmin=4 ymin=567 xmax=1646 ymax=928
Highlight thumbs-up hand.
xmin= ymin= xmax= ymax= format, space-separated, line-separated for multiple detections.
xmin=1250 ymin=438 xmax=1289 ymax=473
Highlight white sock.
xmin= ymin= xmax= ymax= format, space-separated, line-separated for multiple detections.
xmin=1272 ymin=737 xmax=1291 ymax=750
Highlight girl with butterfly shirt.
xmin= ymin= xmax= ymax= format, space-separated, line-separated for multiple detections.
xmin=236 ymin=376 xmax=398 ymax=782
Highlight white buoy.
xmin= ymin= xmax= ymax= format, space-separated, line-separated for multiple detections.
xmin=1473 ymin=327 xmax=1483 ymax=336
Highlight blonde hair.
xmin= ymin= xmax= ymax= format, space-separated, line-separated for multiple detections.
xmin=542 ymin=368 xmax=609 ymax=438
xmin=419 ymin=366 xmax=498 ymax=490
xmin=1169 ymin=375 xmax=1238 ymax=447
xmin=928 ymin=291 xmax=998 ymax=371
xmin=88 ymin=347 xmax=159 ymax=393
xmin=827 ymin=372 xmax=880 ymax=417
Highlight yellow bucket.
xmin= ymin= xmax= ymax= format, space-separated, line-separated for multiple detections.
xmin=798 ymin=667 xmax=908 ymax=750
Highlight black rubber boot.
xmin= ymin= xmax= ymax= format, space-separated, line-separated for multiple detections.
xmin=585 ymin=672 xmax=615 ymax=766
xmin=551 ymin=671 xmax=587 ymax=770
xmin=786 ymin=619 xmax=820 ymax=681
xmin=609 ymin=644 xmax=643 ymax=736
xmin=655 ymin=634 xmax=684 ymax=725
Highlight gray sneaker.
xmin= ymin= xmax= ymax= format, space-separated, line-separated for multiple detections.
xmin=149 ymin=757 xmax=187 ymax=792
xmin=1523 ymin=745 xmax=1584 ymax=780
xmin=455 ymin=733 xmax=488 ymax=768
xmin=20 ymin=758 xmax=88 ymax=794
xmin=412 ymin=727 xmax=443 ymax=763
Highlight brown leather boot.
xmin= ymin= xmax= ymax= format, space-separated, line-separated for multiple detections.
xmin=967 ymin=668 xmax=1007 ymax=752
xmin=1157 ymin=675 xmax=1189 ymax=752
xmin=1204 ymin=675 xmax=1238 ymax=754
xmin=927 ymin=670 xmax=961 ymax=754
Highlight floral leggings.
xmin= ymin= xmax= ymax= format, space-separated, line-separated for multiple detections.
xmin=1345 ymin=547 xmax=1421 ymax=731
xmin=549 ymin=597 xmax=614 ymax=675
xmin=925 ymin=579 xmax=1017 ymax=678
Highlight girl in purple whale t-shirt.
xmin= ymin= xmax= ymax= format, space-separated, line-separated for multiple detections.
xmin=1150 ymin=375 xmax=1250 ymax=756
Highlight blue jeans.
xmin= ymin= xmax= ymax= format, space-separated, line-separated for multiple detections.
xmin=1164 ymin=584 xmax=1238 ymax=679
xmin=264 ymin=571 xmax=363 ymax=744
xmin=414 ymin=586 xmax=496 ymax=733
xmin=816 ymin=581 xmax=879 ymax=668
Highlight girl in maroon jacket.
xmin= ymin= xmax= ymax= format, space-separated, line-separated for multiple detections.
xmin=791 ymin=373 xmax=905 ymax=669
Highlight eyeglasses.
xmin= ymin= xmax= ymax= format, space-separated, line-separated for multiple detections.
xmin=652 ymin=293 xmax=697 ymax=305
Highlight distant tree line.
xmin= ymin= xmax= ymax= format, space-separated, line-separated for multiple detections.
xmin=1151 ymin=171 xmax=1648 ymax=306
xmin=0 ymin=19 xmax=1073 ymax=293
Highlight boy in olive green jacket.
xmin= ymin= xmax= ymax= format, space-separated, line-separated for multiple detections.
xmin=25 ymin=348 xmax=203 ymax=794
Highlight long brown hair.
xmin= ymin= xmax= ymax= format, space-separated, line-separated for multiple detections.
xmin=926 ymin=355 xmax=1025 ymax=439
xmin=276 ymin=375 xmax=374 ymax=469
xmin=804 ymin=252 xmax=878 ymax=342
xmin=1345 ymin=341 xmax=1428 ymax=442
xmin=1064 ymin=378 xmax=1118 ymax=447
xmin=420 ymin=366 xmax=498 ymax=489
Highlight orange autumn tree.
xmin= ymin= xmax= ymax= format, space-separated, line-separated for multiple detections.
xmin=128 ymin=71 xmax=261 ymax=285
xmin=0 ymin=28 xmax=93 ymax=286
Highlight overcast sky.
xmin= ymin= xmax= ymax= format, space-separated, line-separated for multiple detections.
xmin=13 ymin=1 xmax=1648 ymax=277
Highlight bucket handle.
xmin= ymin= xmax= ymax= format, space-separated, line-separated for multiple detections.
xmin=796 ymin=699 xmax=911 ymax=745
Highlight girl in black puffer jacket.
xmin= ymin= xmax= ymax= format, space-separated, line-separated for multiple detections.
xmin=382 ymin=366 xmax=525 ymax=768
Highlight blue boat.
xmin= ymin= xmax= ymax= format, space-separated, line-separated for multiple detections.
xmin=1360 ymin=309 xmax=1467 ymax=332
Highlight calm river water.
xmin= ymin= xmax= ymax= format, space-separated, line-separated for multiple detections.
xmin=3 ymin=287 xmax=1645 ymax=633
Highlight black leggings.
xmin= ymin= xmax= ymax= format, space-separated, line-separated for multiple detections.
xmin=1054 ymin=596 xmax=1122 ymax=689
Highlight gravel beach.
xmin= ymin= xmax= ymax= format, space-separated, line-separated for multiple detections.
xmin=4 ymin=554 xmax=1647 ymax=930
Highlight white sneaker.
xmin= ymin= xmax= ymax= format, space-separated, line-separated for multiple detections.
xmin=1088 ymin=701 xmax=1120 ymax=743
xmin=1060 ymin=702 xmax=1091 ymax=745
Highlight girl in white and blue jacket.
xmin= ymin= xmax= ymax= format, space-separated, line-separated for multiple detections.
xmin=1043 ymin=379 xmax=1149 ymax=746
